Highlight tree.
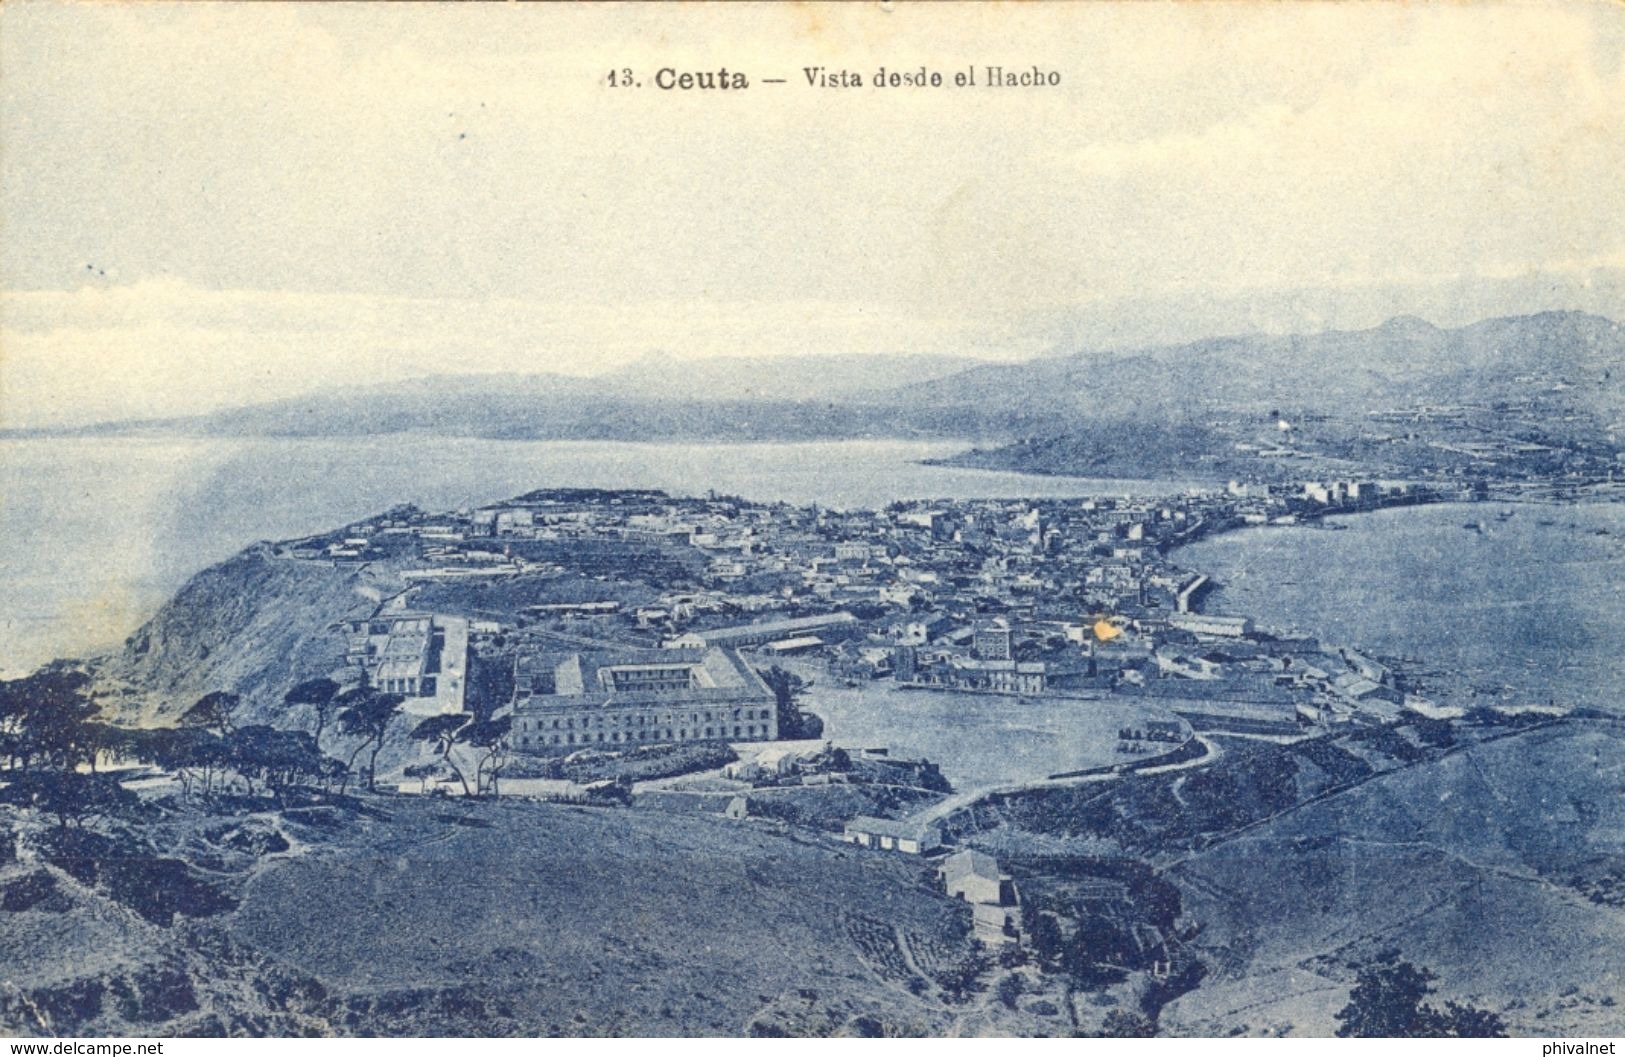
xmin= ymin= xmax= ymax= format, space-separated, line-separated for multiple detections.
xmin=937 ymin=948 xmax=992 ymax=1003
xmin=147 ymin=726 xmax=228 ymax=798
xmin=409 ymin=713 xmax=473 ymax=796
xmin=227 ymin=725 xmax=329 ymax=802
xmin=464 ymin=716 xmax=511 ymax=796
xmin=1 ymin=667 xmax=100 ymax=771
xmin=335 ymin=685 xmax=404 ymax=793
xmin=1335 ymin=951 xmax=1507 ymax=1038
xmin=1098 ymin=1009 xmax=1156 ymax=1037
xmin=178 ymin=690 xmax=242 ymax=738
xmin=102 ymin=725 xmax=166 ymax=771
xmin=0 ymin=677 xmax=25 ymax=769
xmin=85 ymin=722 xmax=150 ymax=771
xmin=996 ymin=972 xmax=1025 ymax=1010
xmin=1410 ymin=716 xmax=1456 ymax=749
xmin=1335 ymin=953 xmax=1438 ymax=1037
xmin=402 ymin=761 xmax=443 ymax=794
xmin=283 ymin=677 xmax=342 ymax=745
xmin=1025 ymin=911 xmax=1064 ymax=970
xmin=0 ymin=770 xmax=138 ymax=829
xmin=1059 ymin=910 xmax=1136 ymax=984
xmin=762 ymin=665 xmax=808 ymax=739
xmin=1434 ymin=1001 xmax=1509 ymax=1038
xmin=76 ymin=720 xmax=145 ymax=773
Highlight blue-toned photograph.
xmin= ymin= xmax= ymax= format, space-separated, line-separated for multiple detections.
xmin=1 ymin=1 xmax=1621 ymax=1040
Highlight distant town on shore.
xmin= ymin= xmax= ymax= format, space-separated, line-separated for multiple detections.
xmin=4 ymin=309 xmax=1623 ymax=1038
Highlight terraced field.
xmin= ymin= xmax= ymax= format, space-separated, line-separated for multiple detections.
xmin=1159 ymin=719 xmax=1625 ymax=1037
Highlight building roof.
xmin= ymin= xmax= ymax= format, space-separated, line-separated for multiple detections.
xmin=950 ymin=658 xmax=1046 ymax=674
xmin=683 ymin=611 xmax=858 ymax=642
xmin=513 ymin=646 xmax=772 ymax=711
xmin=941 ymin=849 xmax=1003 ymax=883
xmin=376 ymin=657 xmax=424 ymax=681
xmin=763 ymin=636 xmax=824 ymax=652
xmin=843 ymin=815 xmax=941 ymax=841
xmin=1169 ymin=613 xmax=1252 ymax=628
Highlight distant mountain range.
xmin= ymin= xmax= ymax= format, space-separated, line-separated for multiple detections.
xmin=599 ymin=349 xmax=986 ymax=403
xmin=889 ymin=310 xmax=1623 ymax=422
xmin=22 ymin=311 xmax=1623 ymax=456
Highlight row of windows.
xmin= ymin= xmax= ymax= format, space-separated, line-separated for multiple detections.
xmin=380 ymin=676 xmax=435 ymax=697
xmin=515 ymin=724 xmax=768 ymax=749
xmin=606 ymin=675 xmax=692 ymax=692
xmin=516 ymin=707 xmax=772 ymax=733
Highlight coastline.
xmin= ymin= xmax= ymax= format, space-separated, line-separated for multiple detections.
xmin=11 ymin=456 xmax=1617 ymax=731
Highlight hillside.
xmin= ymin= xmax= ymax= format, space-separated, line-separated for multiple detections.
xmin=599 ymin=350 xmax=987 ymax=403
xmin=953 ymin=715 xmax=1625 ymax=1038
xmin=168 ymin=384 xmax=1018 ymax=445
xmin=937 ymin=313 xmax=1625 ymax=480
xmin=898 ymin=311 xmax=1623 ymax=421
xmin=1161 ymin=718 xmax=1625 ymax=1037
xmin=98 ymin=546 xmax=387 ymax=726
xmin=44 ymin=353 xmax=1011 ymax=444
xmin=1 ymin=795 xmax=1048 ymax=1037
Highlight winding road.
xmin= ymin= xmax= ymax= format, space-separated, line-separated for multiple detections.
xmin=906 ymin=734 xmax=1223 ymax=828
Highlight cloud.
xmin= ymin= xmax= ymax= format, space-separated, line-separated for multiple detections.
xmin=1057 ymin=6 xmax=1625 ymax=295
xmin=2 ymin=2 xmax=1620 ymax=425
xmin=0 ymin=280 xmax=1039 ymax=427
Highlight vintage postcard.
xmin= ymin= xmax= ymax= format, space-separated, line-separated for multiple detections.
xmin=2 ymin=0 xmax=1622 ymax=1042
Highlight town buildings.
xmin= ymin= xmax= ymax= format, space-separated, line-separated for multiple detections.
xmin=340 ymin=612 xmax=469 ymax=716
xmin=509 ymin=646 xmax=778 ymax=753
xmin=972 ymin=619 xmax=1013 ymax=661
xmin=305 ymin=479 xmax=1442 ymax=744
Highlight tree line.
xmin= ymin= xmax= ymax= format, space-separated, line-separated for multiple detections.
xmin=0 ymin=664 xmax=518 ymax=828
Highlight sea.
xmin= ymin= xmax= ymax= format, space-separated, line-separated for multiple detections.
xmin=0 ymin=435 xmax=1202 ymax=676
xmin=1175 ymin=502 xmax=1625 ymax=713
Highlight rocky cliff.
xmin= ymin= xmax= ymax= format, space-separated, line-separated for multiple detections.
xmin=102 ymin=545 xmax=383 ymax=726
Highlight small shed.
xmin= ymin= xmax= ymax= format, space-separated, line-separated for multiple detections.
xmin=941 ymin=849 xmax=1011 ymax=906
xmin=939 ymin=849 xmax=1024 ymax=946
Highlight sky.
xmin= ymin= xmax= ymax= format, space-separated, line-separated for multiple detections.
xmin=2 ymin=1 xmax=1623 ymax=427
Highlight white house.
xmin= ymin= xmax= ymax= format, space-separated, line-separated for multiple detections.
xmin=940 ymin=849 xmax=1023 ymax=945
xmin=842 ymin=816 xmax=942 ymax=855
